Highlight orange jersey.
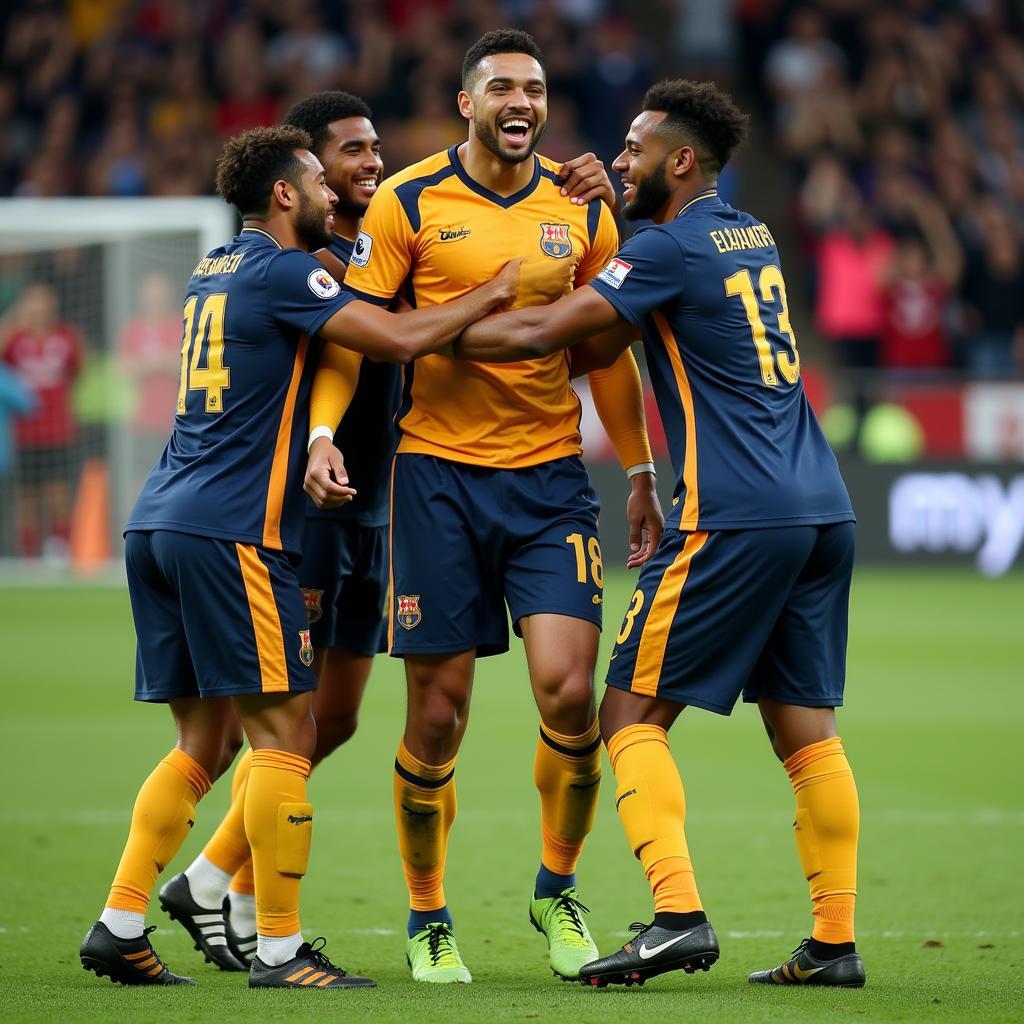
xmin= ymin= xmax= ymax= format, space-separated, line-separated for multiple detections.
xmin=344 ymin=145 xmax=620 ymax=468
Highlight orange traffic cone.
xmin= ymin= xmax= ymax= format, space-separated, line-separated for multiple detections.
xmin=70 ymin=457 xmax=112 ymax=575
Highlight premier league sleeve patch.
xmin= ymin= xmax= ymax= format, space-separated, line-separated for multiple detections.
xmin=307 ymin=268 xmax=341 ymax=298
xmin=595 ymin=257 xmax=633 ymax=290
xmin=349 ymin=230 xmax=373 ymax=268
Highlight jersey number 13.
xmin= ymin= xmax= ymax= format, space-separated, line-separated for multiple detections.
xmin=724 ymin=265 xmax=800 ymax=387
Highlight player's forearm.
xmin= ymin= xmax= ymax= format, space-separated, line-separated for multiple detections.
xmin=309 ymin=344 xmax=362 ymax=435
xmin=588 ymin=349 xmax=654 ymax=471
xmin=455 ymin=306 xmax=556 ymax=362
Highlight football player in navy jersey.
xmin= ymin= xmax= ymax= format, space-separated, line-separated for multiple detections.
xmin=456 ymin=80 xmax=865 ymax=990
xmin=80 ymin=124 xmax=536 ymax=991
xmin=158 ymin=93 xmax=403 ymax=972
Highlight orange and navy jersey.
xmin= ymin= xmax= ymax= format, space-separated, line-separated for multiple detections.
xmin=343 ymin=145 xmax=620 ymax=468
xmin=126 ymin=228 xmax=354 ymax=556
xmin=589 ymin=190 xmax=854 ymax=531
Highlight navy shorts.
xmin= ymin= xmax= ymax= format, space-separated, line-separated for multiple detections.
xmin=297 ymin=518 xmax=388 ymax=656
xmin=126 ymin=530 xmax=318 ymax=702
xmin=389 ymin=454 xmax=603 ymax=657
xmin=606 ymin=523 xmax=855 ymax=714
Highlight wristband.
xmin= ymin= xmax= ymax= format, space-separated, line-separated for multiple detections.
xmin=626 ymin=462 xmax=656 ymax=479
xmin=307 ymin=425 xmax=335 ymax=452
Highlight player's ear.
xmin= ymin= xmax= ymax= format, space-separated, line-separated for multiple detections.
xmin=273 ymin=178 xmax=295 ymax=211
xmin=672 ymin=146 xmax=696 ymax=179
xmin=457 ymin=90 xmax=473 ymax=123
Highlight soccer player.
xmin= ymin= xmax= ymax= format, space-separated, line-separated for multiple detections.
xmin=79 ymin=124 xmax=539 ymax=989
xmin=157 ymin=91 xmax=398 ymax=973
xmin=308 ymin=29 xmax=661 ymax=985
xmin=455 ymin=80 xmax=865 ymax=989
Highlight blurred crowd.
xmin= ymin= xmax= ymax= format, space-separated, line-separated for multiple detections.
xmin=753 ymin=0 xmax=1024 ymax=377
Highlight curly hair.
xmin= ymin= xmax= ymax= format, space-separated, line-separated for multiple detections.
xmin=215 ymin=125 xmax=313 ymax=216
xmin=641 ymin=80 xmax=749 ymax=177
xmin=283 ymin=91 xmax=374 ymax=156
xmin=462 ymin=29 xmax=543 ymax=88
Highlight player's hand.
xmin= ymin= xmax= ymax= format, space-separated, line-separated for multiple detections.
xmin=491 ymin=257 xmax=523 ymax=309
xmin=512 ymin=257 xmax=577 ymax=308
xmin=625 ymin=472 xmax=663 ymax=569
xmin=304 ymin=436 xmax=357 ymax=509
xmin=557 ymin=152 xmax=619 ymax=213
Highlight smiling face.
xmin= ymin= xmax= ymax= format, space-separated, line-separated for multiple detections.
xmin=460 ymin=52 xmax=547 ymax=165
xmin=612 ymin=110 xmax=676 ymax=222
xmin=291 ymin=149 xmax=339 ymax=251
xmin=316 ymin=116 xmax=382 ymax=221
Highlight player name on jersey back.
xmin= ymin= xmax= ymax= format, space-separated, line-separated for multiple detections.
xmin=589 ymin=190 xmax=854 ymax=532
xmin=126 ymin=228 xmax=354 ymax=554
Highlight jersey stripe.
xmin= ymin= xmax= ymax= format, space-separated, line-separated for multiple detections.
xmin=395 ymin=165 xmax=457 ymax=231
xmin=235 ymin=543 xmax=289 ymax=693
xmin=629 ymin=530 xmax=708 ymax=697
xmin=262 ymin=334 xmax=309 ymax=549
xmin=652 ymin=311 xmax=700 ymax=529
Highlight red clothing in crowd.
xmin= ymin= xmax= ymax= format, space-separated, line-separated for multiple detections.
xmin=2 ymin=324 xmax=82 ymax=447
xmin=118 ymin=315 xmax=183 ymax=432
xmin=883 ymin=276 xmax=950 ymax=368
xmin=815 ymin=229 xmax=895 ymax=340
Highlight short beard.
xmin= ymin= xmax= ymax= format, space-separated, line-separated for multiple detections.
xmin=623 ymin=169 xmax=672 ymax=222
xmin=333 ymin=194 xmax=370 ymax=221
xmin=473 ymin=118 xmax=544 ymax=165
xmin=295 ymin=191 xmax=333 ymax=251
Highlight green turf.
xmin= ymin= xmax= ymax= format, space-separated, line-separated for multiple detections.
xmin=0 ymin=568 xmax=1022 ymax=1022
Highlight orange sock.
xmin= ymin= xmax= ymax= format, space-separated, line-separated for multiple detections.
xmin=244 ymin=749 xmax=312 ymax=937
xmin=785 ymin=736 xmax=859 ymax=944
xmin=393 ymin=741 xmax=456 ymax=912
xmin=106 ymin=748 xmax=211 ymax=913
xmin=606 ymin=724 xmax=702 ymax=914
xmin=534 ymin=719 xmax=602 ymax=874
xmin=202 ymin=747 xmax=253 ymax=875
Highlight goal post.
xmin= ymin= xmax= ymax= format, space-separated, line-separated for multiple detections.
xmin=0 ymin=198 xmax=236 ymax=576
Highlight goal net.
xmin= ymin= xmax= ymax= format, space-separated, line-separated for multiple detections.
xmin=0 ymin=198 xmax=235 ymax=575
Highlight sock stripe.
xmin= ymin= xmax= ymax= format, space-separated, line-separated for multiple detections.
xmin=538 ymin=727 xmax=602 ymax=759
xmin=394 ymin=759 xmax=454 ymax=790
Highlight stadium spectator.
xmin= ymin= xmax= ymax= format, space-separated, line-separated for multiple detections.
xmin=117 ymin=271 xmax=183 ymax=482
xmin=1 ymin=282 xmax=84 ymax=559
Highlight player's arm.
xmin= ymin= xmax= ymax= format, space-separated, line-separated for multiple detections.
xmin=587 ymin=350 xmax=663 ymax=566
xmin=318 ymin=259 xmax=521 ymax=363
xmin=304 ymin=342 xmax=362 ymax=509
xmin=557 ymin=151 xmax=619 ymax=213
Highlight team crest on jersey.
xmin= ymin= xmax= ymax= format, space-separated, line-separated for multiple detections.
xmin=301 ymin=588 xmax=324 ymax=624
xmin=397 ymin=594 xmax=422 ymax=630
xmin=595 ymin=257 xmax=633 ymax=290
xmin=298 ymin=629 xmax=314 ymax=666
xmin=307 ymin=268 xmax=340 ymax=298
xmin=350 ymin=230 xmax=373 ymax=267
xmin=540 ymin=223 xmax=573 ymax=259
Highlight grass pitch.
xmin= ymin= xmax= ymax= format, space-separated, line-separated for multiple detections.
xmin=0 ymin=568 xmax=1021 ymax=1023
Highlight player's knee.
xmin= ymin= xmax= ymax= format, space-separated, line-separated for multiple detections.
xmin=418 ymin=691 xmax=467 ymax=743
xmin=538 ymin=669 xmax=594 ymax=728
xmin=313 ymin=711 xmax=359 ymax=760
xmin=215 ymin=731 xmax=246 ymax=779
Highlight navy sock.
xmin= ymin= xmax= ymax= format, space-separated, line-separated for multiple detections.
xmin=653 ymin=910 xmax=708 ymax=931
xmin=407 ymin=906 xmax=453 ymax=938
xmin=534 ymin=864 xmax=575 ymax=900
xmin=807 ymin=937 xmax=856 ymax=960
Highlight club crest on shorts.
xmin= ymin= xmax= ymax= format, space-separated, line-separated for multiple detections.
xmin=540 ymin=222 xmax=573 ymax=259
xmin=397 ymin=594 xmax=422 ymax=630
xmin=298 ymin=629 xmax=314 ymax=666
xmin=301 ymin=588 xmax=324 ymax=624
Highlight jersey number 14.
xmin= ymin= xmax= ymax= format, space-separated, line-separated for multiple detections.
xmin=725 ymin=265 xmax=800 ymax=387
xmin=177 ymin=293 xmax=231 ymax=414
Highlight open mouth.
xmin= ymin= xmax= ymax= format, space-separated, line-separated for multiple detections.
xmin=353 ymin=176 xmax=378 ymax=195
xmin=499 ymin=117 xmax=532 ymax=145
xmin=621 ymin=180 xmax=636 ymax=203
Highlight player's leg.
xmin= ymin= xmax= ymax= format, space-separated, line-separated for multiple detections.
xmin=82 ymin=530 xmax=234 ymax=986
xmin=745 ymin=522 xmax=864 ymax=988
xmin=504 ymin=456 xmax=605 ymax=978
xmin=311 ymin=648 xmax=372 ymax=761
xmin=389 ymin=454 xmax=505 ymax=983
xmin=397 ymin=651 xmax=475 ymax=982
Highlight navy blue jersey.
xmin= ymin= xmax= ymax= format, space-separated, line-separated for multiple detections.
xmin=127 ymin=228 xmax=354 ymax=555
xmin=306 ymin=233 xmax=401 ymax=527
xmin=589 ymin=189 xmax=854 ymax=531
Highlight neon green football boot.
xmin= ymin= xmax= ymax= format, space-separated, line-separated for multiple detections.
xmin=529 ymin=887 xmax=599 ymax=980
xmin=406 ymin=923 xmax=472 ymax=983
